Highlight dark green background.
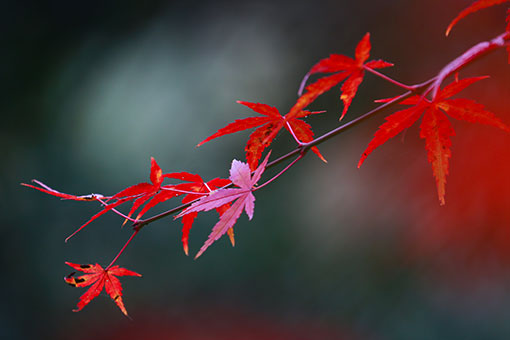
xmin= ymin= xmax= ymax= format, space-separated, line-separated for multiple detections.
xmin=4 ymin=1 xmax=510 ymax=339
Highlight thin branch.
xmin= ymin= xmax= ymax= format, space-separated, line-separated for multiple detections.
xmin=430 ymin=31 xmax=509 ymax=98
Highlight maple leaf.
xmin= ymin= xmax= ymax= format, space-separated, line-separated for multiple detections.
xmin=197 ymin=101 xmax=326 ymax=170
xmin=358 ymin=76 xmax=510 ymax=205
xmin=164 ymin=172 xmax=232 ymax=255
xmin=176 ymin=152 xmax=271 ymax=258
xmin=446 ymin=0 xmax=510 ymax=36
xmin=64 ymin=262 xmax=141 ymax=317
xmin=298 ymin=33 xmax=393 ymax=120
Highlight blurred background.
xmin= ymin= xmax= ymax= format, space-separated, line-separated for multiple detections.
xmin=4 ymin=0 xmax=510 ymax=339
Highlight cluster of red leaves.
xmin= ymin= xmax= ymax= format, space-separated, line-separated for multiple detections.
xmin=24 ymin=158 xmax=233 ymax=314
xmin=198 ymin=33 xmax=391 ymax=170
xmin=24 ymin=158 xmax=231 ymax=250
xmin=22 ymin=0 xmax=510 ymax=317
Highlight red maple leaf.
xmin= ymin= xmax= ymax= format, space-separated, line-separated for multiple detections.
xmin=358 ymin=76 xmax=510 ymax=205
xmin=176 ymin=152 xmax=271 ymax=258
xmin=298 ymin=33 xmax=393 ymax=120
xmin=164 ymin=172 xmax=232 ymax=255
xmin=197 ymin=101 xmax=326 ymax=170
xmin=64 ymin=262 xmax=141 ymax=316
xmin=446 ymin=0 xmax=510 ymax=36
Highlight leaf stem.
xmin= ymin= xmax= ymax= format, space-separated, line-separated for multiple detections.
xmin=255 ymin=154 xmax=304 ymax=191
xmin=364 ymin=66 xmax=416 ymax=90
xmin=285 ymin=121 xmax=305 ymax=146
xmin=106 ymin=230 xmax=139 ymax=270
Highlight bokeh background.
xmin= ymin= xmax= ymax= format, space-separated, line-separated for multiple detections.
xmin=4 ymin=0 xmax=510 ymax=339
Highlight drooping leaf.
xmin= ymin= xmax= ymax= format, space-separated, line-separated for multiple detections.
xmin=359 ymin=77 xmax=510 ymax=205
xmin=298 ymin=33 xmax=393 ymax=120
xmin=446 ymin=0 xmax=510 ymax=36
xmin=177 ymin=153 xmax=271 ymax=258
xmin=64 ymin=262 xmax=141 ymax=316
xmin=198 ymin=101 xmax=325 ymax=170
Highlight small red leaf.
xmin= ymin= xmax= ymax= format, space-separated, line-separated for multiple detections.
xmin=298 ymin=33 xmax=393 ymax=119
xmin=199 ymin=100 xmax=324 ymax=171
xmin=64 ymin=262 xmax=141 ymax=317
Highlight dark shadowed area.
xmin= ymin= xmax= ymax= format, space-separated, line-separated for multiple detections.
xmin=4 ymin=0 xmax=510 ymax=339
